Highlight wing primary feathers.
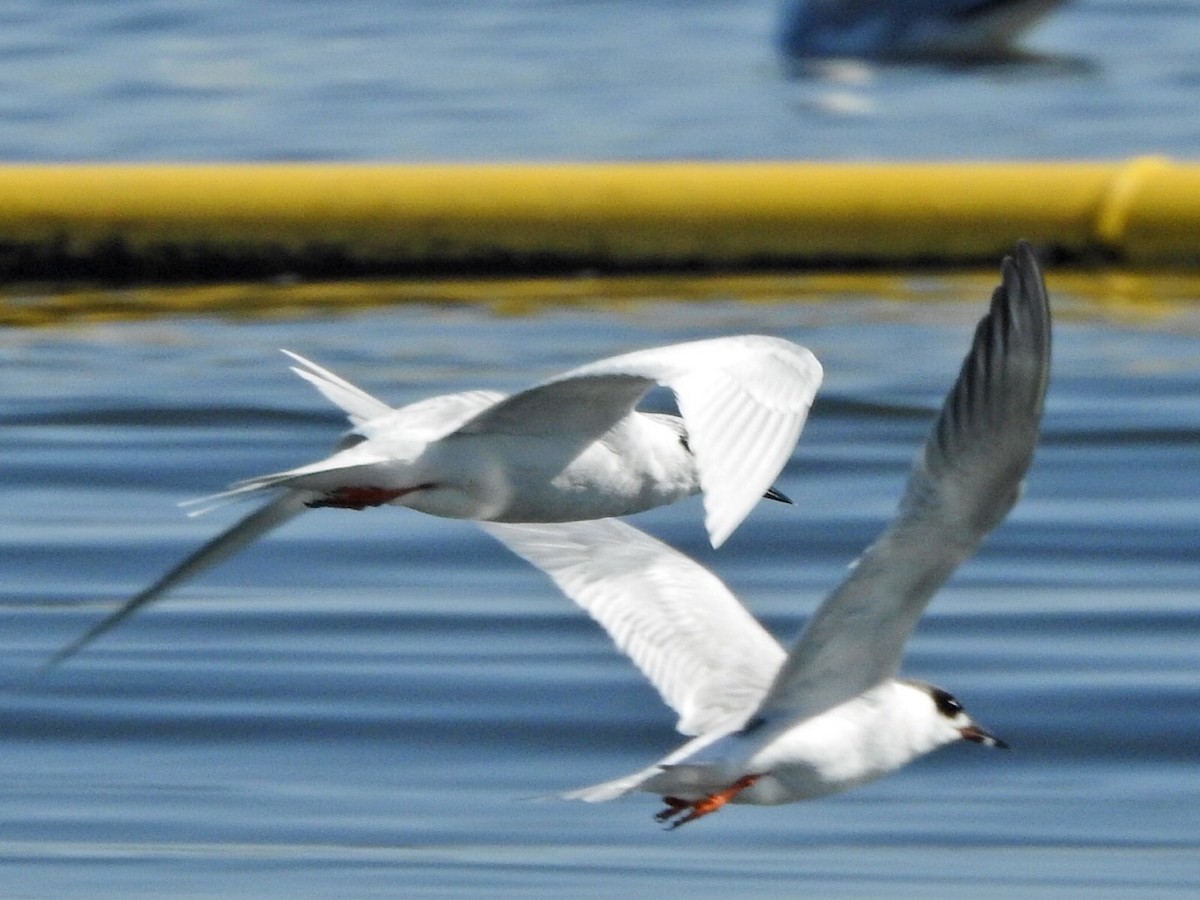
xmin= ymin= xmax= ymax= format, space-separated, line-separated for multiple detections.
xmin=752 ymin=240 xmax=1052 ymax=724
xmin=482 ymin=519 xmax=786 ymax=736
xmin=42 ymin=492 xmax=310 ymax=671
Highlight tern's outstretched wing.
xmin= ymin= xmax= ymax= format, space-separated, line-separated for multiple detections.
xmin=755 ymin=241 xmax=1051 ymax=724
xmin=464 ymin=336 xmax=822 ymax=547
xmin=482 ymin=518 xmax=786 ymax=736
xmin=45 ymin=358 xmax=499 ymax=669
xmin=44 ymin=491 xmax=312 ymax=669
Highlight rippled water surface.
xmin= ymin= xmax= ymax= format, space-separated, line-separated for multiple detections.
xmin=2 ymin=0 xmax=1200 ymax=896
xmin=2 ymin=0 xmax=1200 ymax=160
xmin=2 ymin=288 xmax=1198 ymax=898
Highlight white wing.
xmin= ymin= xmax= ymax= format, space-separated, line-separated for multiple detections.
xmin=44 ymin=491 xmax=313 ymax=669
xmin=464 ymin=335 xmax=823 ymax=547
xmin=46 ymin=360 xmax=502 ymax=669
xmin=481 ymin=518 xmax=786 ymax=736
xmin=755 ymin=241 xmax=1052 ymax=724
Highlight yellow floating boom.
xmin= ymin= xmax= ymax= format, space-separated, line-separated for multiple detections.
xmin=0 ymin=157 xmax=1196 ymax=280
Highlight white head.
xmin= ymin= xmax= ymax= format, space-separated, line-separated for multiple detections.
xmin=894 ymin=679 xmax=1009 ymax=756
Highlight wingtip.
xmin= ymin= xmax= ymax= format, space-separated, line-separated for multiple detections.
xmin=1007 ymin=241 xmax=1050 ymax=316
xmin=38 ymin=586 xmax=161 ymax=672
xmin=43 ymin=493 xmax=311 ymax=671
xmin=1005 ymin=238 xmax=1053 ymax=361
xmin=704 ymin=514 xmax=734 ymax=549
xmin=39 ymin=619 xmax=114 ymax=673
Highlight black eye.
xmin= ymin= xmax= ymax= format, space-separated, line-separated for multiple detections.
xmin=931 ymin=687 xmax=963 ymax=718
xmin=678 ymin=432 xmax=691 ymax=453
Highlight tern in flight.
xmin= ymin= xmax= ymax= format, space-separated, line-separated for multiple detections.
xmin=484 ymin=241 xmax=1050 ymax=827
xmin=47 ymin=335 xmax=821 ymax=667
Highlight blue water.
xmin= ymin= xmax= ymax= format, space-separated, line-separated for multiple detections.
xmin=1 ymin=293 xmax=1198 ymax=898
xmin=1 ymin=0 xmax=1200 ymax=161
xmin=1 ymin=1 xmax=1200 ymax=897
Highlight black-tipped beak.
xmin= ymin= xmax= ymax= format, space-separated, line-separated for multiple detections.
xmin=763 ymin=486 xmax=793 ymax=504
xmin=960 ymin=723 xmax=1009 ymax=750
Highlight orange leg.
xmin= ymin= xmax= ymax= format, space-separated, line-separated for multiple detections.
xmin=656 ymin=773 xmax=763 ymax=830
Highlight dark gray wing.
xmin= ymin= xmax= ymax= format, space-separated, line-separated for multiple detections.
xmin=754 ymin=241 xmax=1051 ymax=724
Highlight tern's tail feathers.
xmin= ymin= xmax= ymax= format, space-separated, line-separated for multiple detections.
xmin=281 ymin=349 xmax=393 ymax=426
xmin=181 ymin=452 xmax=390 ymax=517
xmin=179 ymin=481 xmax=277 ymax=517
